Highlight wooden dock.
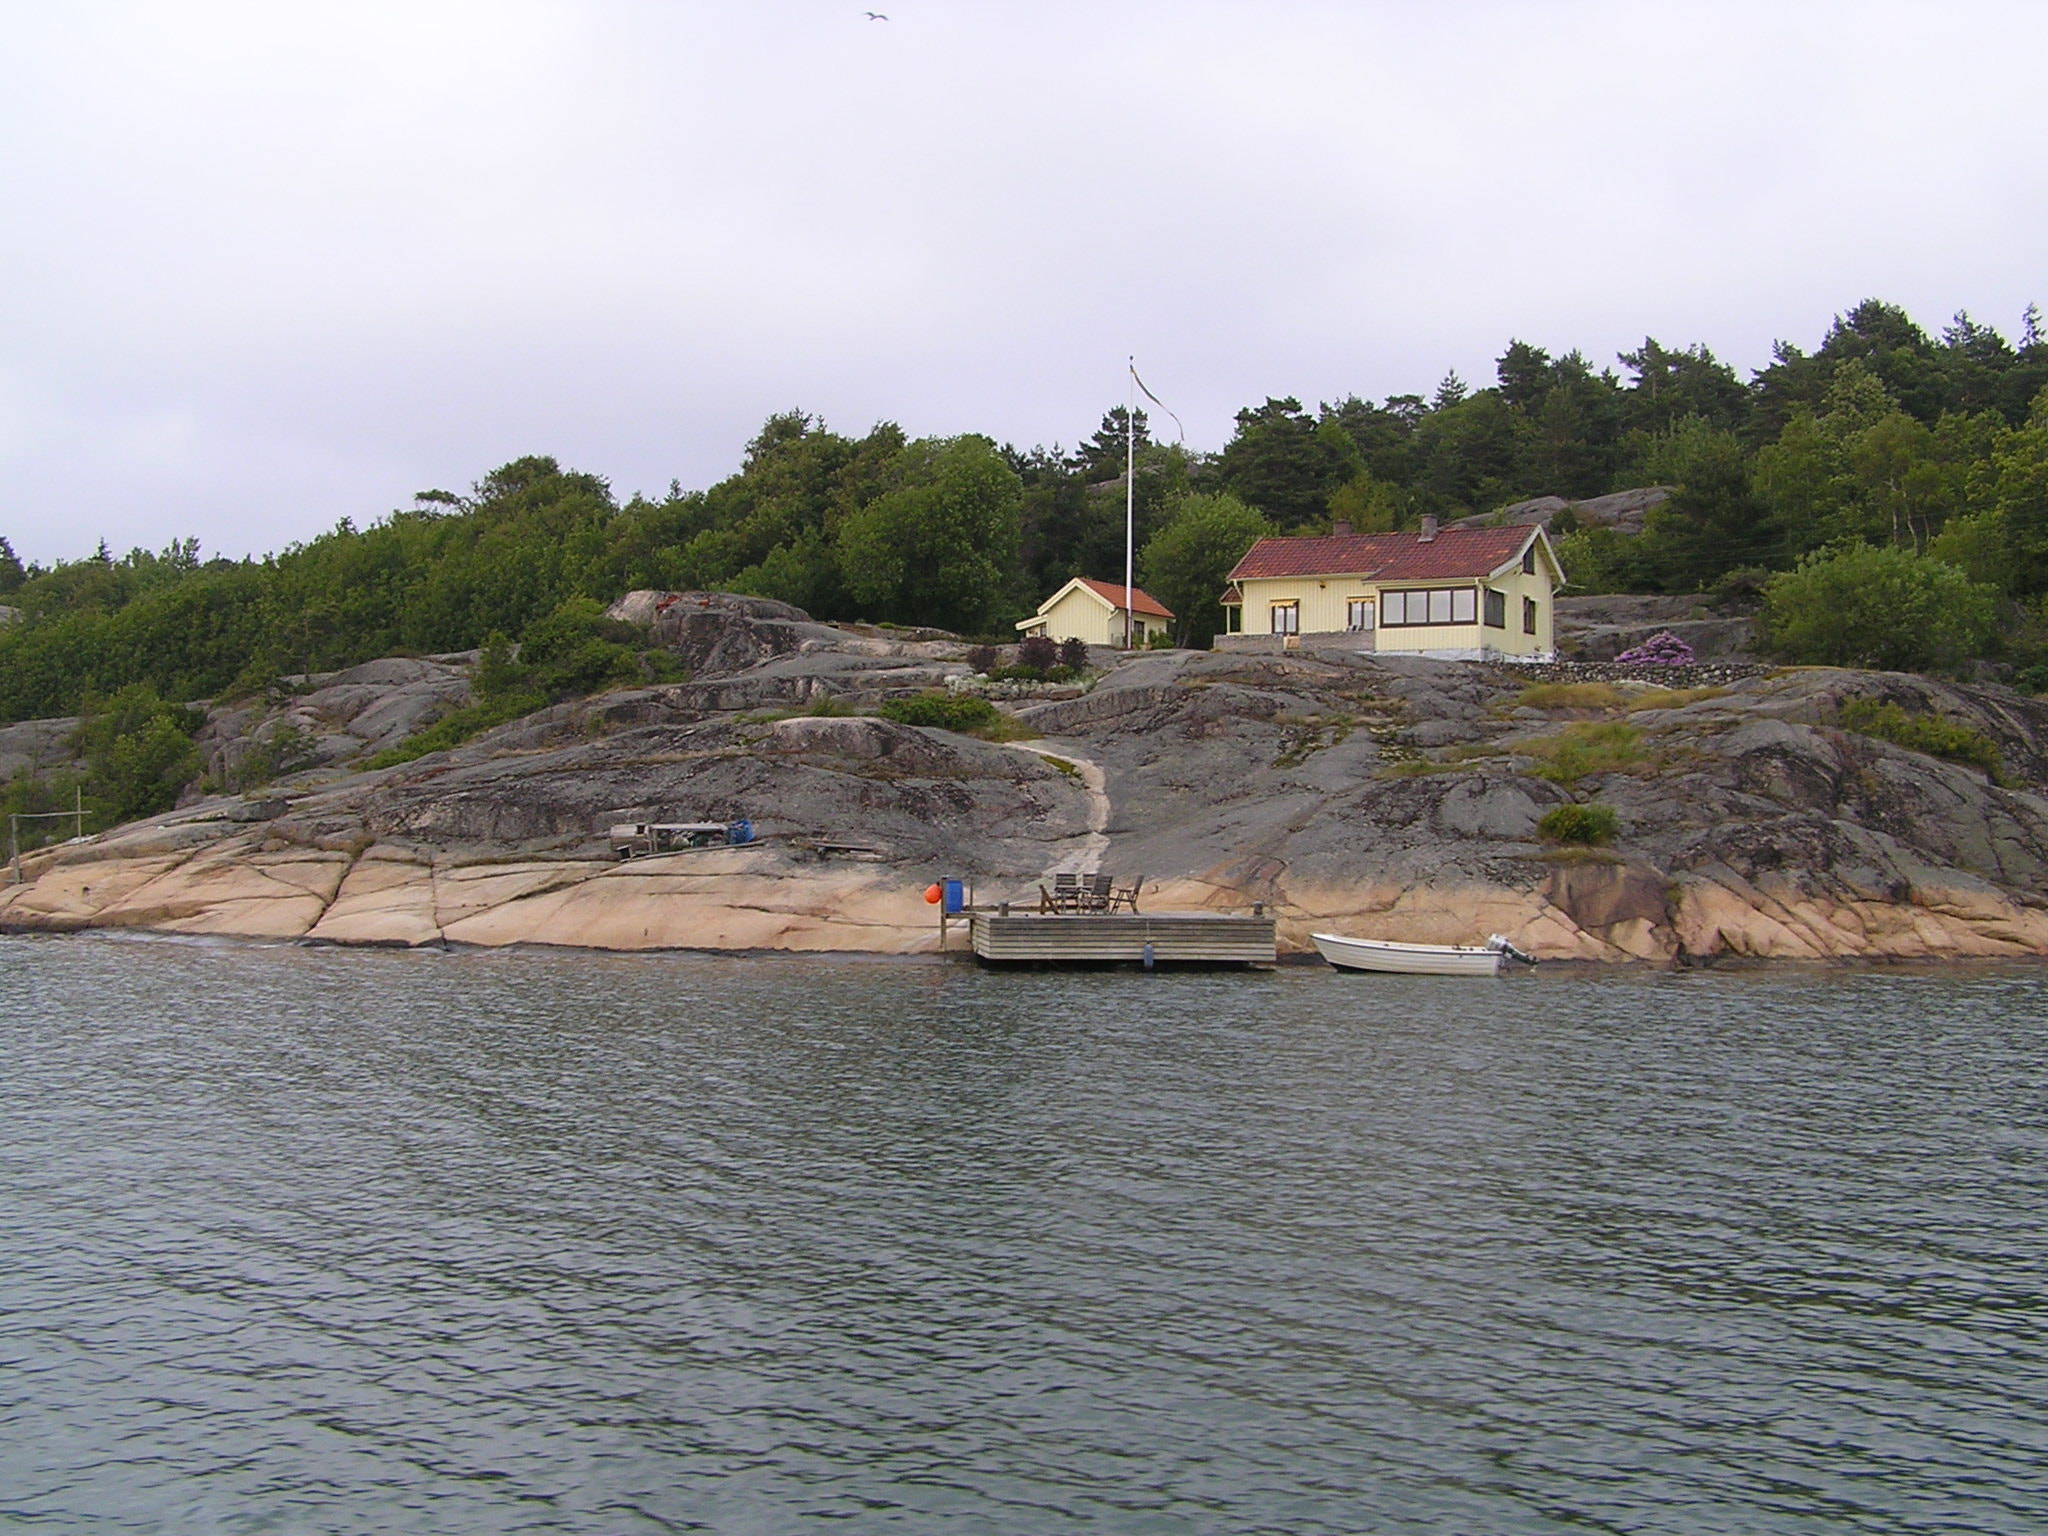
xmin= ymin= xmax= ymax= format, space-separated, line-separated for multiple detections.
xmin=966 ymin=910 xmax=1276 ymax=966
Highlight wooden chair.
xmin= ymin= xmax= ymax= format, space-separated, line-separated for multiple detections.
xmin=1051 ymin=873 xmax=1083 ymax=912
xmin=1108 ymin=874 xmax=1143 ymax=913
xmin=1084 ymin=873 xmax=1113 ymax=911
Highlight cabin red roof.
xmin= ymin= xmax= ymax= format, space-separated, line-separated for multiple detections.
xmin=1073 ymin=577 xmax=1173 ymax=618
xmin=1226 ymin=526 xmax=1538 ymax=583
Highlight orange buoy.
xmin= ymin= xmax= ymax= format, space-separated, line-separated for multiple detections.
xmin=924 ymin=883 xmax=943 ymax=904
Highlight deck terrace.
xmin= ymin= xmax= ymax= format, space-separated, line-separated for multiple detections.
xmin=966 ymin=911 xmax=1276 ymax=967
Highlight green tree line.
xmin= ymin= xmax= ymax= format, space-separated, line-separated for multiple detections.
xmin=4 ymin=297 xmax=2046 ymax=728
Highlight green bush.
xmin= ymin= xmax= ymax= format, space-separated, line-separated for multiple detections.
xmin=70 ymin=683 xmax=204 ymax=826
xmin=518 ymin=597 xmax=645 ymax=698
xmin=231 ymin=722 xmax=318 ymax=790
xmin=1537 ymin=802 xmax=1621 ymax=845
xmin=1837 ymin=698 xmax=2004 ymax=779
xmin=876 ymin=692 xmax=1000 ymax=733
xmin=1758 ymin=544 xmax=1997 ymax=672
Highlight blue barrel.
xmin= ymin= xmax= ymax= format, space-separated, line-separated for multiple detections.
xmin=942 ymin=878 xmax=965 ymax=913
xmin=726 ymin=818 xmax=753 ymax=846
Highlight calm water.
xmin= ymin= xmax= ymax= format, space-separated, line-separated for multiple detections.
xmin=3 ymin=937 xmax=2046 ymax=1534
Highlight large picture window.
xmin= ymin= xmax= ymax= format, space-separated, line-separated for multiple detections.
xmin=1383 ymin=587 xmax=1477 ymax=626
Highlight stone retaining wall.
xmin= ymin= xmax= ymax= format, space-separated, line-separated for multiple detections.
xmin=1488 ymin=659 xmax=1771 ymax=689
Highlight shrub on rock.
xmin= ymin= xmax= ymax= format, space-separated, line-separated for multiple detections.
xmin=877 ymin=692 xmax=1000 ymax=733
xmin=1614 ymin=631 xmax=1695 ymax=666
xmin=1537 ymin=802 xmax=1620 ymax=845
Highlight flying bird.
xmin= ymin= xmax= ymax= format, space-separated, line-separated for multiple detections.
xmin=864 ymin=11 xmax=888 ymax=19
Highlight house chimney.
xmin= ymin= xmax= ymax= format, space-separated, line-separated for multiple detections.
xmin=1330 ymin=519 xmax=1352 ymax=538
xmin=1418 ymin=514 xmax=1438 ymax=542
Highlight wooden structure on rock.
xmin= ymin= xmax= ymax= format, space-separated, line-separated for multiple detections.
xmin=967 ymin=910 xmax=1275 ymax=966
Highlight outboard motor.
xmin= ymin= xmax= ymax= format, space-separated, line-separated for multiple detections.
xmin=1487 ymin=934 xmax=1538 ymax=966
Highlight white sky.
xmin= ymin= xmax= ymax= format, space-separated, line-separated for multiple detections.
xmin=2 ymin=0 xmax=2042 ymax=565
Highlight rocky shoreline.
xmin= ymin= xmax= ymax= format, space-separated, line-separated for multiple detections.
xmin=8 ymin=593 xmax=2048 ymax=966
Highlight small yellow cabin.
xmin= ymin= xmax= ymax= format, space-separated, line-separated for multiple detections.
xmin=1220 ymin=521 xmax=1564 ymax=659
xmin=1017 ymin=577 xmax=1175 ymax=648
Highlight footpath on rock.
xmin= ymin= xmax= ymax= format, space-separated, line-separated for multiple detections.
xmin=7 ymin=592 xmax=2048 ymax=964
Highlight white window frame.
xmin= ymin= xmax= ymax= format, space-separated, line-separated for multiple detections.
xmin=1383 ymin=587 xmax=1478 ymax=627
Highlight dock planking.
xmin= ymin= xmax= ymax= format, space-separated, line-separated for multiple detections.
xmin=966 ymin=910 xmax=1276 ymax=966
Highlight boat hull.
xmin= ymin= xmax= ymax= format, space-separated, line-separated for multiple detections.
xmin=1310 ymin=932 xmax=1508 ymax=976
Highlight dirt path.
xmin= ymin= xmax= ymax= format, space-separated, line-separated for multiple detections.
xmin=1007 ymin=741 xmax=1109 ymax=876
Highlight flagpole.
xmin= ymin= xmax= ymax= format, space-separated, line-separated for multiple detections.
xmin=1125 ymin=357 xmax=1136 ymax=650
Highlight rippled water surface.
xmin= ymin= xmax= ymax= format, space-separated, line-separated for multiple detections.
xmin=4 ymin=936 xmax=2047 ymax=1533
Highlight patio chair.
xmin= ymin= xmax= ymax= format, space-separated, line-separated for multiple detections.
xmin=1108 ymin=874 xmax=1143 ymax=913
xmin=1084 ymin=873 xmax=1113 ymax=911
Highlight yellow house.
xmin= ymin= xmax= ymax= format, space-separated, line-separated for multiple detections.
xmin=1017 ymin=577 xmax=1175 ymax=648
xmin=1219 ymin=520 xmax=1564 ymax=659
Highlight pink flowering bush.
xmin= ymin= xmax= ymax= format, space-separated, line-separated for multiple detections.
xmin=1614 ymin=631 xmax=1695 ymax=666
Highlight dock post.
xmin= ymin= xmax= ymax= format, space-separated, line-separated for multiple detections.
xmin=1142 ymin=941 xmax=1155 ymax=970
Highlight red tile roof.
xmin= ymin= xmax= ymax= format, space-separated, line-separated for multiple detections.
xmin=1074 ymin=577 xmax=1173 ymax=618
xmin=1227 ymin=526 xmax=1539 ymax=583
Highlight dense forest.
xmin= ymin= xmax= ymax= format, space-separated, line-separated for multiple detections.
xmin=4 ymin=297 xmax=2047 ymax=742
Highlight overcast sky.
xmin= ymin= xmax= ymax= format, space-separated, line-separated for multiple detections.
xmin=3 ymin=1 xmax=2042 ymax=565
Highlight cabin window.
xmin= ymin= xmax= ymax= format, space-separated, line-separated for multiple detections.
xmin=1484 ymin=589 xmax=1506 ymax=628
xmin=1270 ymin=601 xmax=1299 ymax=635
xmin=1384 ymin=588 xmax=1477 ymax=626
xmin=1346 ymin=598 xmax=1374 ymax=631
xmin=1523 ymin=597 xmax=1538 ymax=635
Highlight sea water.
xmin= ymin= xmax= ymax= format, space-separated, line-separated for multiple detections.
xmin=3 ymin=935 xmax=2045 ymax=1534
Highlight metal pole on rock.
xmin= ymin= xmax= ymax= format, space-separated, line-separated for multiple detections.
xmin=1125 ymin=357 xmax=1136 ymax=650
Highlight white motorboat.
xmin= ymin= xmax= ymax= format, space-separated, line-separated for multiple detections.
xmin=1310 ymin=932 xmax=1536 ymax=976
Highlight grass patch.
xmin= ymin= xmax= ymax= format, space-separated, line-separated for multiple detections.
xmin=1537 ymin=801 xmax=1620 ymax=845
xmin=1627 ymin=686 xmax=1727 ymax=712
xmin=1524 ymin=845 xmax=1628 ymax=865
xmin=1273 ymin=713 xmax=1355 ymax=769
xmin=365 ymin=692 xmax=544 ymax=769
xmin=1516 ymin=681 xmax=1625 ymax=710
xmin=1838 ymin=698 xmax=2004 ymax=780
xmin=1038 ymin=755 xmax=1080 ymax=777
xmin=1517 ymin=721 xmax=1649 ymax=784
xmin=978 ymin=714 xmax=1042 ymax=743
xmin=1375 ymin=759 xmax=1460 ymax=778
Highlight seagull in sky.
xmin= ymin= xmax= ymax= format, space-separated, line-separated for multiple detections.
xmin=864 ymin=11 xmax=888 ymax=19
